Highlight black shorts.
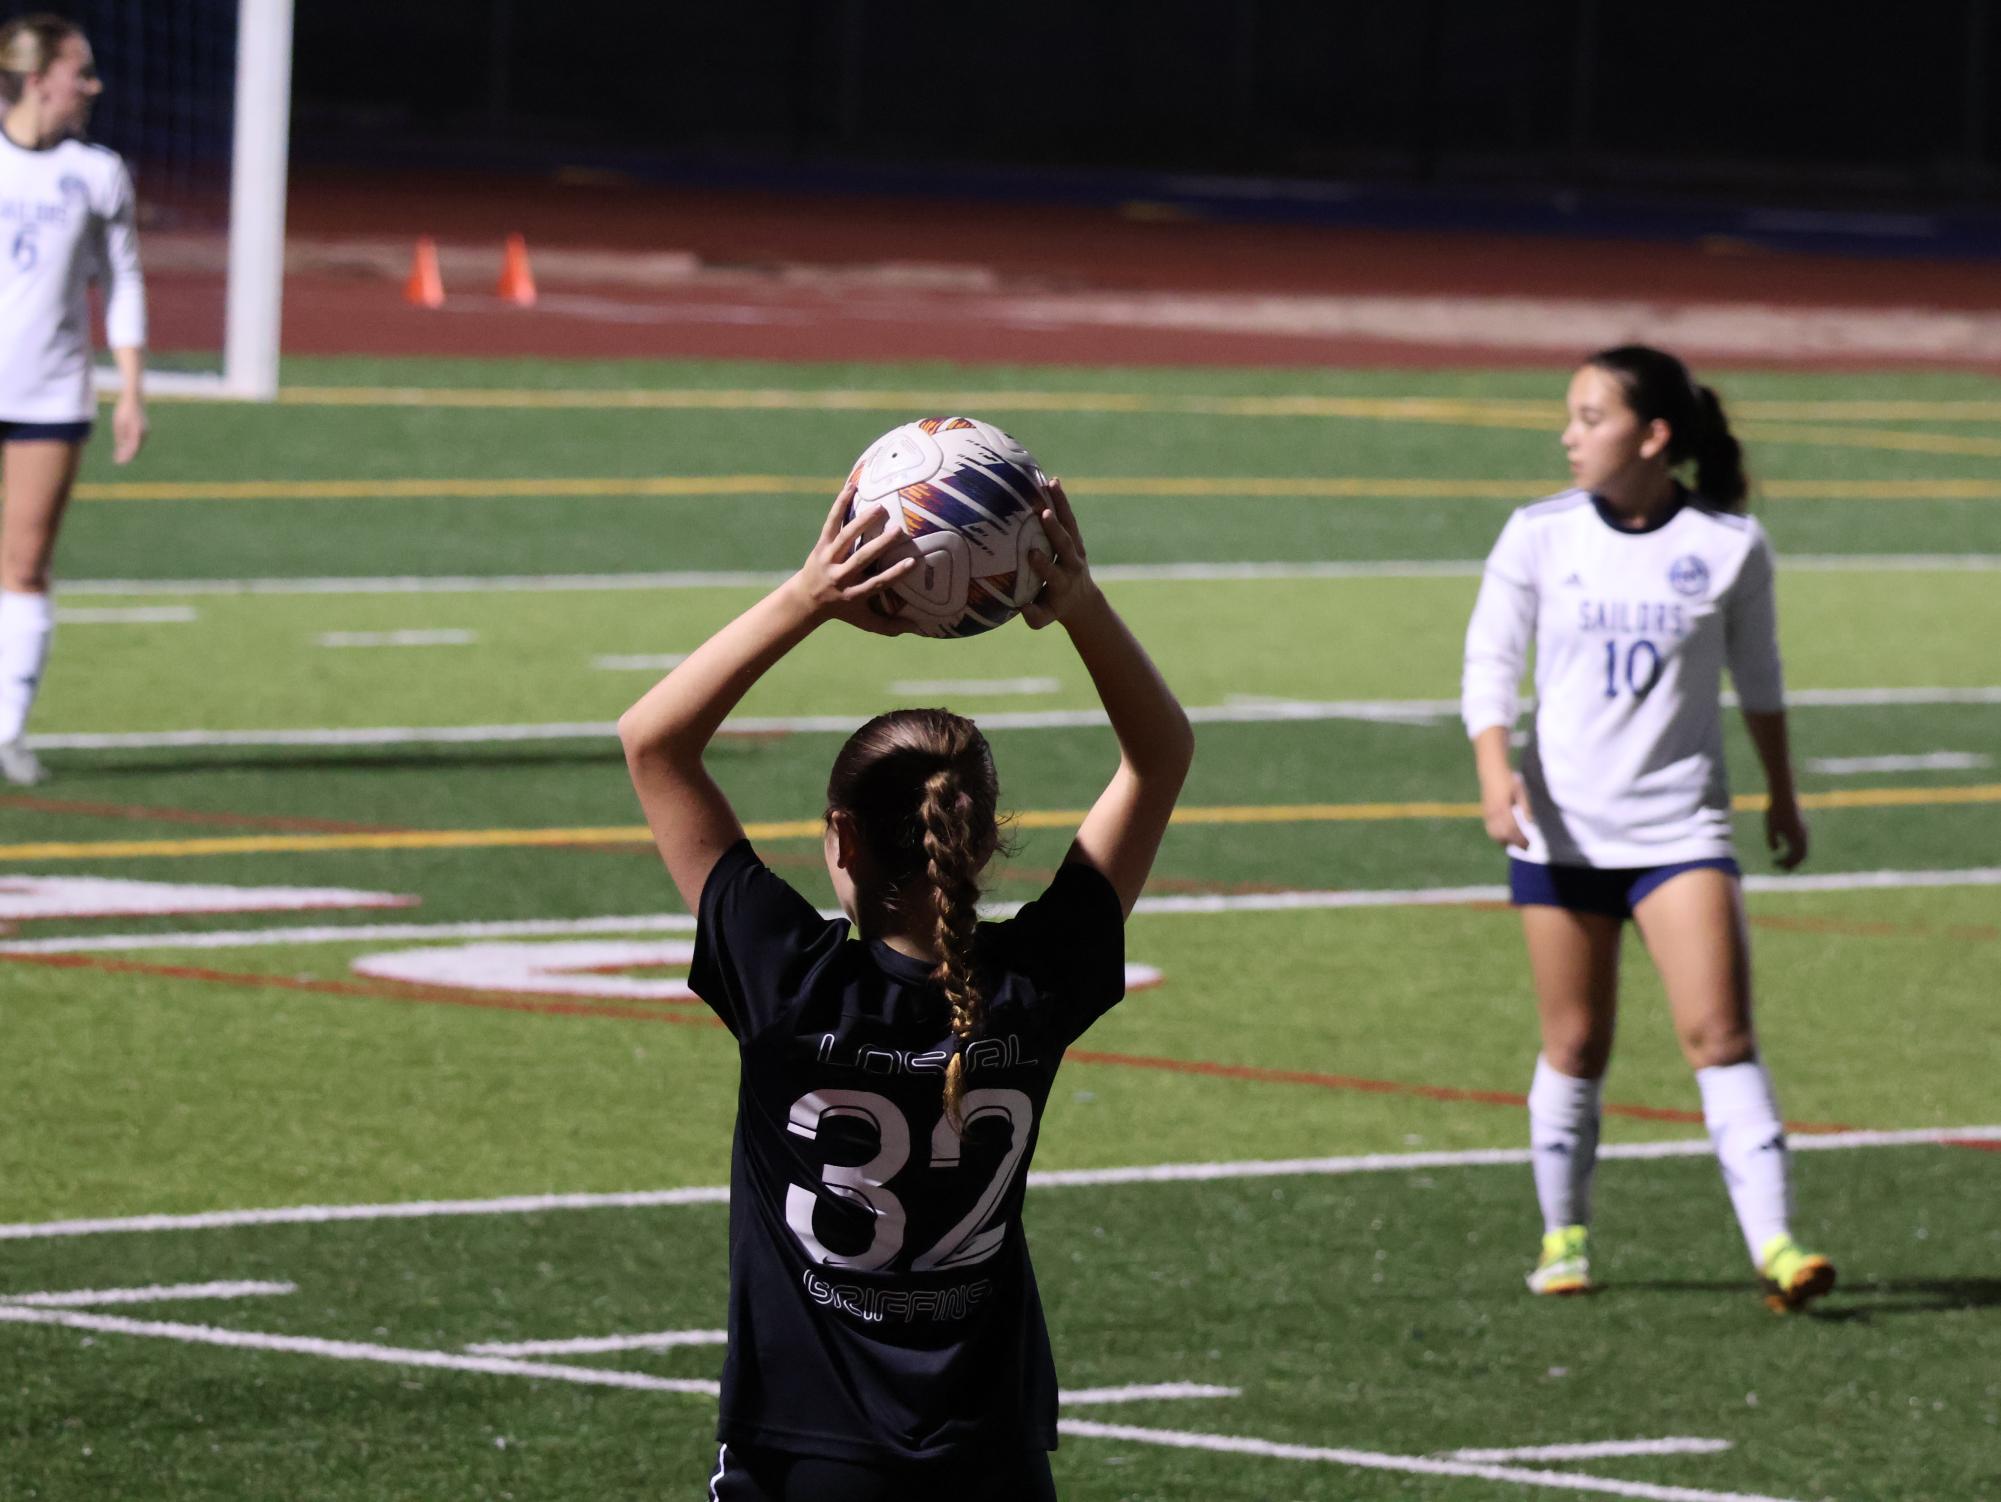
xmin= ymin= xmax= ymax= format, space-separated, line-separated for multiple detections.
xmin=0 ymin=419 xmax=92 ymax=443
xmin=707 ymin=1440 xmax=1057 ymax=1502
xmin=1508 ymin=856 xmax=1741 ymax=920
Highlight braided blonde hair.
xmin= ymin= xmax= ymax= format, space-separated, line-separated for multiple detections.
xmin=827 ymin=708 xmax=1002 ymax=1130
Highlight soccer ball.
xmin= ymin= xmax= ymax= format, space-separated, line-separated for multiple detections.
xmin=846 ymin=416 xmax=1051 ymax=638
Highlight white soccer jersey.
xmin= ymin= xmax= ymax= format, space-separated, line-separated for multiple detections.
xmin=0 ymin=132 xmax=146 ymax=423
xmin=1461 ymin=489 xmax=1785 ymax=868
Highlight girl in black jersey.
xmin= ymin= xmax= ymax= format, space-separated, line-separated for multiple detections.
xmin=619 ymin=474 xmax=1192 ymax=1502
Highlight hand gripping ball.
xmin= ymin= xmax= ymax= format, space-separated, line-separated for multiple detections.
xmin=845 ymin=416 xmax=1051 ymax=637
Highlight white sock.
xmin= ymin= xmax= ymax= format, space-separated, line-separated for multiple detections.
xmin=0 ymin=590 xmax=54 ymax=743
xmin=1528 ymin=1055 xmax=1603 ymax=1234
xmin=1696 ymin=1059 xmax=1793 ymax=1265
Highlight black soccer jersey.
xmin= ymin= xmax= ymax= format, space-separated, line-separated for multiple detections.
xmin=688 ymin=839 xmax=1127 ymax=1468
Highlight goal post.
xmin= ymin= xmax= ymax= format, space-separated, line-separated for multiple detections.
xmin=219 ymin=0 xmax=291 ymax=400
xmin=89 ymin=0 xmax=293 ymax=402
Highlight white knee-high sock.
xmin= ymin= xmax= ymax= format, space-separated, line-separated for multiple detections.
xmin=1528 ymin=1056 xmax=1603 ymax=1234
xmin=0 ymin=590 xmax=54 ymax=742
xmin=1696 ymin=1059 xmax=1792 ymax=1265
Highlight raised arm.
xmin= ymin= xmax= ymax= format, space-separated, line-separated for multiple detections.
xmin=618 ymin=486 xmax=913 ymax=909
xmin=1022 ymin=480 xmax=1193 ymax=917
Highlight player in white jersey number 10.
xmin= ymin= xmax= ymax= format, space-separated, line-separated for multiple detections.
xmin=0 ymin=14 xmax=149 ymax=785
xmin=1461 ymin=345 xmax=1835 ymax=1313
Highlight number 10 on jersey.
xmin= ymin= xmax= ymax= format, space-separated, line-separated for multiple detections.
xmin=1604 ymin=638 xmax=1664 ymax=698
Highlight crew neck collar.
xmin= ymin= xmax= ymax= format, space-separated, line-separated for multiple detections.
xmin=1590 ymin=483 xmax=1687 ymax=536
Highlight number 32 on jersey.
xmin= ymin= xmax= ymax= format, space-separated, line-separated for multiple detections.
xmin=784 ymin=1087 xmax=1033 ymax=1274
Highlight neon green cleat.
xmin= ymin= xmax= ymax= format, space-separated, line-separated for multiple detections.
xmin=1527 ymin=1224 xmax=1592 ymax=1295
xmin=1759 ymin=1233 xmax=1837 ymax=1313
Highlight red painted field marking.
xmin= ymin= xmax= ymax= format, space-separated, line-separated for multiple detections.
xmin=0 ymin=792 xmax=399 ymax=835
xmin=1065 ymin=1047 xmax=1857 ymax=1135
xmin=0 ymin=950 xmax=1877 ymax=1136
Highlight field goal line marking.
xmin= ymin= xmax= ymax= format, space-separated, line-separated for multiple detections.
xmin=4 ymin=1126 xmax=1994 ymax=1244
xmin=52 ymin=553 xmax=2001 ymax=597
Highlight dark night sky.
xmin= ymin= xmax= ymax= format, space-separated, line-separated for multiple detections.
xmin=50 ymin=1 xmax=2001 ymax=206
xmin=280 ymin=1 xmax=1995 ymax=200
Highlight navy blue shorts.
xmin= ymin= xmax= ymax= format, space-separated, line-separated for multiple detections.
xmin=1508 ymin=856 xmax=1740 ymax=920
xmin=0 ymin=419 xmax=92 ymax=443
xmin=708 ymin=1441 xmax=1056 ymax=1502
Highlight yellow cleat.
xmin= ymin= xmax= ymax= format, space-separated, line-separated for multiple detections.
xmin=1759 ymin=1233 xmax=1837 ymax=1313
xmin=1527 ymin=1225 xmax=1592 ymax=1296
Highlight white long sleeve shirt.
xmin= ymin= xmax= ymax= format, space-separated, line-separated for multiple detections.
xmin=0 ymin=132 xmax=146 ymax=423
xmin=1461 ymin=488 xmax=1786 ymax=868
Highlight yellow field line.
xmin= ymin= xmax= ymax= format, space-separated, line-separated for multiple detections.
xmin=71 ymin=473 xmax=2001 ymax=505
xmin=1737 ymin=422 xmax=2001 ymax=459
xmin=4 ymin=784 xmax=1994 ymax=862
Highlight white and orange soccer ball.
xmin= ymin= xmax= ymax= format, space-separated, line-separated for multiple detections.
xmin=845 ymin=416 xmax=1051 ymax=638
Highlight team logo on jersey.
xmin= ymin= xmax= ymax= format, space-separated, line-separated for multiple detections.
xmin=57 ymin=174 xmax=88 ymax=211
xmin=1668 ymin=555 xmax=1710 ymax=597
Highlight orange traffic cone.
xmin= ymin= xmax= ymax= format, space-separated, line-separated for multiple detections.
xmin=404 ymin=236 xmax=445 ymax=308
xmin=497 ymin=232 xmax=537 ymax=307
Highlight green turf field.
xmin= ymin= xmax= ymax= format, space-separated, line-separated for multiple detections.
xmin=3 ymin=357 xmax=1998 ymax=1501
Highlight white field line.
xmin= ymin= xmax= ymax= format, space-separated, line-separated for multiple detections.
xmin=0 ymin=1306 xmax=721 ymax=1395
xmin=888 ymin=676 xmax=1062 ymax=696
xmin=51 ymin=553 xmax=2001 ymax=597
xmin=0 ymin=1185 xmax=732 ymax=1243
xmin=5 ymin=867 xmax=1998 ymax=957
xmin=24 ymin=685 xmax=2001 ymax=752
xmin=54 ymin=605 xmax=198 ymax=624
xmin=1058 ymin=1383 xmax=1241 ymax=1405
xmin=314 ymin=629 xmax=477 ymax=648
xmin=1446 ymin=1440 xmax=1734 ymax=1463
xmin=467 ymin=1328 xmax=726 ymax=1356
xmin=13 ymin=866 xmax=2001 ymax=958
xmin=0 ymin=912 xmax=698 ymax=955
xmin=0 ymin=1306 xmax=1225 ymax=1419
xmin=1806 ymin=752 xmax=1991 ymax=774
xmin=3 ymin=1126 xmax=1994 ymax=1244
xmin=0 ymin=1279 xmax=295 ymax=1307
xmin=0 ymin=1302 xmax=1787 ymax=1498
xmin=592 ymin=653 xmax=686 ymax=671
xmin=1054 ymin=1419 xmax=1800 ymax=1502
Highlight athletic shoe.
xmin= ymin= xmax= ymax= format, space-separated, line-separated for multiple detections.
xmin=0 ymin=737 xmax=45 ymax=786
xmin=1527 ymin=1224 xmax=1592 ymax=1295
xmin=1759 ymin=1233 xmax=1836 ymax=1313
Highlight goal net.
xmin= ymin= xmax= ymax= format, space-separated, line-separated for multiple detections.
xmin=78 ymin=0 xmax=291 ymax=399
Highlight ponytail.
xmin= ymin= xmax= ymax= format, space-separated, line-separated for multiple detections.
xmin=826 ymin=707 xmax=1006 ymax=1133
xmin=918 ymin=765 xmax=986 ymax=1130
xmin=1689 ymin=384 xmax=1748 ymax=511
xmin=1587 ymin=345 xmax=1750 ymax=512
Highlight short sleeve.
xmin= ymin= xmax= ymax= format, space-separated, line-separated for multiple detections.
xmin=688 ymin=840 xmax=848 ymax=1042
xmin=987 ymin=860 xmax=1127 ymax=1048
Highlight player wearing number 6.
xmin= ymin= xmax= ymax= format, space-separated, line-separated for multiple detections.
xmin=620 ymin=473 xmax=1191 ymax=1500
xmin=1461 ymin=346 xmax=1834 ymax=1313
xmin=0 ymin=14 xmax=147 ymax=785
